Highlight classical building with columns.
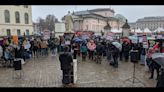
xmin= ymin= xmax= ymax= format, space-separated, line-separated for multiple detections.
xmin=0 ymin=5 xmax=33 ymax=36
xmin=129 ymin=16 xmax=164 ymax=31
xmin=62 ymin=8 xmax=127 ymax=35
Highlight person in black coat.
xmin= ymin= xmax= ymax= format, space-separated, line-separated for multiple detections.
xmin=95 ymin=42 xmax=104 ymax=64
xmin=156 ymin=69 xmax=164 ymax=87
xmin=59 ymin=46 xmax=73 ymax=86
xmin=122 ymin=42 xmax=131 ymax=62
xmin=111 ymin=45 xmax=120 ymax=68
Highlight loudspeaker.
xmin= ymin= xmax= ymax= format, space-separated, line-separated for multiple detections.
xmin=13 ymin=60 xmax=22 ymax=70
xmin=130 ymin=50 xmax=139 ymax=63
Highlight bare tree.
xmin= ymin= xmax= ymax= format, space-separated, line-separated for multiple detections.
xmin=45 ymin=14 xmax=58 ymax=32
xmin=36 ymin=15 xmax=58 ymax=38
xmin=37 ymin=17 xmax=46 ymax=33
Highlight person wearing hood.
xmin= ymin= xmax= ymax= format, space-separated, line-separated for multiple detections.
xmin=59 ymin=46 xmax=73 ymax=87
xmin=122 ymin=41 xmax=131 ymax=62
xmin=111 ymin=44 xmax=120 ymax=68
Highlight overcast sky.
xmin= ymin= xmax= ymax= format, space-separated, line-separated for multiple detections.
xmin=32 ymin=5 xmax=164 ymax=23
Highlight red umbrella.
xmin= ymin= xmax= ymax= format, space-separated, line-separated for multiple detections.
xmin=122 ymin=38 xmax=130 ymax=43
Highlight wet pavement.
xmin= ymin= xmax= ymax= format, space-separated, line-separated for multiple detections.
xmin=0 ymin=54 xmax=157 ymax=87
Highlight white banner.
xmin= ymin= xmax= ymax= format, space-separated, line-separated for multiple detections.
xmin=43 ymin=29 xmax=50 ymax=40
xmin=143 ymin=35 xmax=148 ymax=48
xmin=73 ymin=59 xmax=77 ymax=84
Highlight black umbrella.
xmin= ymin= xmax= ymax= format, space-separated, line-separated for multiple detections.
xmin=152 ymin=53 xmax=164 ymax=68
xmin=155 ymin=39 xmax=164 ymax=42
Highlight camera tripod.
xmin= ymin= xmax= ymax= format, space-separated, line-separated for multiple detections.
xmin=124 ymin=61 xmax=146 ymax=87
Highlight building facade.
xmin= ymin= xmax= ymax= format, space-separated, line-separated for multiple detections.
xmin=33 ymin=22 xmax=41 ymax=35
xmin=129 ymin=16 xmax=164 ymax=31
xmin=0 ymin=5 xmax=33 ymax=36
xmin=62 ymin=8 xmax=126 ymax=35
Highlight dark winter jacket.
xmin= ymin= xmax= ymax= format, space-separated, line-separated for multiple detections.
xmin=59 ymin=52 xmax=73 ymax=70
xmin=122 ymin=43 xmax=131 ymax=52
xmin=96 ymin=44 xmax=104 ymax=55
xmin=112 ymin=46 xmax=120 ymax=58
xmin=156 ymin=70 xmax=164 ymax=87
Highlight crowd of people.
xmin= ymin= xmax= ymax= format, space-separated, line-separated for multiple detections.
xmin=58 ymin=36 xmax=147 ymax=68
xmin=0 ymin=37 xmax=59 ymax=68
xmin=0 ymin=34 xmax=163 ymax=87
xmin=58 ymin=35 xmax=164 ymax=87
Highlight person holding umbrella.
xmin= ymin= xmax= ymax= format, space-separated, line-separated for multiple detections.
xmin=147 ymin=48 xmax=161 ymax=79
xmin=110 ymin=43 xmax=120 ymax=68
xmin=106 ymin=42 xmax=113 ymax=64
xmin=87 ymin=40 xmax=96 ymax=61
xmin=122 ymin=41 xmax=131 ymax=62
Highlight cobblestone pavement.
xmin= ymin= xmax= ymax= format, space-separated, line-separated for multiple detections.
xmin=0 ymin=54 xmax=156 ymax=87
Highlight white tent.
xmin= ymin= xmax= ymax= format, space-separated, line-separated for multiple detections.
xmin=135 ymin=28 xmax=143 ymax=33
xmin=143 ymin=28 xmax=152 ymax=33
xmin=130 ymin=29 xmax=135 ymax=33
xmin=154 ymin=27 xmax=164 ymax=33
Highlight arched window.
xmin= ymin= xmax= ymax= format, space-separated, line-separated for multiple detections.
xmin=24 ymin=13 xmax=29 ymax=24
xmin=4 ymin=10 xmax=10 ymax=23
xmin=15 ymin=11 xmax=20 ymax=23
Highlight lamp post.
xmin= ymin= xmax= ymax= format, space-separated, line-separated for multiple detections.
xmin=122 ymin=19 xmax=130 ymax=38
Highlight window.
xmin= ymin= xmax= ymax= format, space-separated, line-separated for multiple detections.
xmin=15 ymin=11 xmax=20 ymax=23
xmin=4 ymin=10 xmax=10 ymax=23
xmin=24 ymin=13 xmax=29 ymax=24
xmin=26 ymin=29 xmax=29 ymax=35
xmin=17 ymin=29 xmax=21 ymax=36
xmin=24 ymin=5 xmax=28 ymax=8
xmin=6 ymin=29 xmax=11 ymax=36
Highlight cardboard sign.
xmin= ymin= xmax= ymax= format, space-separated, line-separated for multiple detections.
xmin=131 ymin=39 xmax=138 ymax=43
xmin=139 ymin=37 xmax=143 ymax=43
xmin=106 ymin=36 xmax=113 ymax=41
xmin=12 ymin=36 xmax=18 ymax=45
xmin=106 ymin=32 xmax=114 ymax=41
xmin=43 ymin=29 xmax=50 ymax=40
xmin=142 ymin=35 xmax=148 ymax=48
xmin=65 ymin=41 xmax=70 ymax=45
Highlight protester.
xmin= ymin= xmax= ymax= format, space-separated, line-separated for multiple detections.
xmin=122 ymin=41 xmax=131 ymax=62
xmin=80 ymin=42 xmax=87 ymax=61
xmin=140 ymin=47 xmax=146 ymax=65
xmin=87 ymin=40 xmax=96 ymax=60
xmin=33 ymin=39 xmax=38 ymax=57
xmin=59 ymin=46 xmax=73 ymax=87
xmin=107 ymin=42 xmax=113 ymax=64
xmin=95 ymin=42 xmax=104 ymax=64
xmin=0 ymin=45 xmax=3 ymax=58
xmin=111 ymin=44 xmax=120 ymax=68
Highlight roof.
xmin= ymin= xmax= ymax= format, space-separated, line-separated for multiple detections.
xmin=73 ymin=11 xmax=117 ymax=21
xmin=137 ymin=16 xmax=164 ymax=22
xmin=73 ymin=8 xmax=115 ymax=18
xmin=114 ymin=14 xmax=126 ymax=23
xmin=89 ymin=8 xmax=115 ymax=13
xmin=73 ymin=10 xmax=91 ymax=16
